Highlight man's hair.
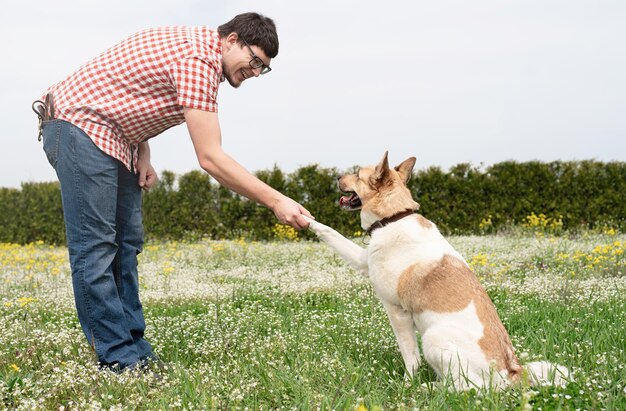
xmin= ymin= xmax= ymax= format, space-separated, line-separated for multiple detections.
xmin=218 ymin=12 xmax=279 ymax=58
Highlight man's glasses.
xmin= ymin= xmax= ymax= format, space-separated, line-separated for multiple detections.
xmin=241 ymin=40 xmax=272 ymax=75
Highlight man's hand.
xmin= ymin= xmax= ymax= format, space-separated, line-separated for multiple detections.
xmin=137 ymin=142 xmax=158 ymax=190
xmin=271 ymin=195 xmax=314 ymax=230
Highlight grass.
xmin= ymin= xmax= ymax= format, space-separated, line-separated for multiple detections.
xmin=0 ymin=233 xmax=625 ymax=410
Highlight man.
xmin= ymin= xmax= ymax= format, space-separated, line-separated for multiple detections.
xmin=34 ymin=12 xmax=312 ymax=372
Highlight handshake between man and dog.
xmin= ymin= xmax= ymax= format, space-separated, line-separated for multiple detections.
xmin=305 ymin=152 xmax=569 ymax=390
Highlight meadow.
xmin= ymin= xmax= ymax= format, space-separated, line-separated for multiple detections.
xmin=1 ymin=228 xmax=625 ymax=410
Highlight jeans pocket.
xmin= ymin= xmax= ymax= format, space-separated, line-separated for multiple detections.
xmin=41 ymin=120 xmax=60 ymax=168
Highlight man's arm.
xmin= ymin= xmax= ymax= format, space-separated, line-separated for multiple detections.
xmin=184 ymin=107 xmax=312 ymax=229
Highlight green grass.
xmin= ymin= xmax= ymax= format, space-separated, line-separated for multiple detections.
xmin=1 ymin=234 xmax=625 ymax=410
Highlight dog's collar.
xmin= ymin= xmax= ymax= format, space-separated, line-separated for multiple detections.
xmin=364 ymin=209 xmax=416 ymax=237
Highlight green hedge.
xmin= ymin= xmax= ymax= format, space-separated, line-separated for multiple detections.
xmin=0 ymin=182 xmax=65 ymax=244
xmin=409 ymin=160 xmax=626 ymax=234
xmin=1 ymin=160 xmax=624 ymax=244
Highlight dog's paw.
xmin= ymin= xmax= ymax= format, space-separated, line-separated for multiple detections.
xmin=303 ymin=216 xmax=324 ymax=234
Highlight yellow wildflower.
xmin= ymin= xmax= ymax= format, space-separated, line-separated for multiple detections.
xmin=18 ymin=297 xmax=37 ymax=307
xmin=272 ymin=224 xmax=299 ymax=241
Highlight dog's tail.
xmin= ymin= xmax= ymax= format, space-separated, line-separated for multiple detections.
xmin=524 ymin=361 xmax=570 ymax=387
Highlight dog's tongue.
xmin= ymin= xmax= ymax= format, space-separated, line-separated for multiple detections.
xmin=339 ymin=194 xmax=355 ymax=207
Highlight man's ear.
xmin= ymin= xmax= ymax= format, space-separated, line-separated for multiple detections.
xmin=370 ymin=151 xmax=390 ymax=186
xmin=395 ymin=157 xmax=416 ymax=184
xmin=223 ymin=32 xmax=240 ymax=52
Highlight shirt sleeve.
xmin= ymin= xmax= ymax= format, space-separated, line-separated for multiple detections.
xmin=169 ymin=56 xmax=220 ymax=112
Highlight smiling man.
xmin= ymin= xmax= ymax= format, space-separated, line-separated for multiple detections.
xmin=34 ymin=12 xmax=312 ymax=372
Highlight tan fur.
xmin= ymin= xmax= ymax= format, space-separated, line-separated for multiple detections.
xmin=475 ymin=289 xmax=522 ymax=378
xmin=397 ymin=255 xmax=472 ymax=314
xmin=415 ymin=214 xmax=434 ymax=229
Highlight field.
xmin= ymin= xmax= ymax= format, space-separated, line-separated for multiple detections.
xmin=1 ymin=232 xmax=625 ymax=410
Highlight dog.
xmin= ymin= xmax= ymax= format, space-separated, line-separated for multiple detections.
xmin=305 ymin=152 xmax=569 ymax=390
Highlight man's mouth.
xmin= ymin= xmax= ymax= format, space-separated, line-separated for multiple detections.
xmin=241 ymin=69 xmax=249 ymax=80
xmin=339 ymin=192 xmax=362 ymax=210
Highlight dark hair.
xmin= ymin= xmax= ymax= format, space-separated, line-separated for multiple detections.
xmin=217 ymin=12 xmax=279 ymax=58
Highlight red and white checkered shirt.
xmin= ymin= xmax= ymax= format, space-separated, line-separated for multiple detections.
xmin=42 ymin=27 xmax=223 ymax=171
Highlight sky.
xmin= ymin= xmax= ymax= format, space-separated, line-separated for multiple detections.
xmin=1 ymin=0 xmax=625 ymax=188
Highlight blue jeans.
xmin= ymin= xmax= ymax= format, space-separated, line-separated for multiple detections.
xmin=42 ymin=119 xmax=154 ymax=369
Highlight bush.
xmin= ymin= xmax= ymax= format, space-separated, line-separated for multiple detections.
xmin=0 ymin=182 xmax=65 ymax=244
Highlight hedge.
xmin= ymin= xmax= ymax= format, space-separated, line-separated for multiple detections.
xmin=1 ymin=160 xmax=624 ymax=244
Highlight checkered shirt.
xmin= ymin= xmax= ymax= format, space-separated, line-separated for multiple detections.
xmin=42 ymin=27 xmax=223 ymax=171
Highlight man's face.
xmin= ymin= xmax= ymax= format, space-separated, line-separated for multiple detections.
xmin=222 ymin=38 xmax=271 ymax=88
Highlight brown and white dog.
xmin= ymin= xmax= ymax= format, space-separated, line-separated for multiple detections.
xmin=305 ymin=152 xmax=569 ymax=390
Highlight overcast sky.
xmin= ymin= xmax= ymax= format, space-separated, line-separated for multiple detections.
xmin=1 ymin=0 xmax=624 ymax=188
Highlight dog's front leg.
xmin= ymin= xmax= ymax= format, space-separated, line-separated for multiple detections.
xmin=305 ymin=217 xmax=368 ymax=276
xmin=382 ymin=301 xmax=421 ymax=377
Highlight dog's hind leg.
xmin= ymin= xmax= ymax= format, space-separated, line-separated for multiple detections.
xmin=382 ymin=302 xmax=421 ymax=377
xmin=305 ymin=217 xmax=368 ymax=276
xmin=421 ymin=326 xmax=492 ymax=390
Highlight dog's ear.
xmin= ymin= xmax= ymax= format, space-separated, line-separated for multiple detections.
xmin=371 ymin=151 xmax=391 ymax=186
xmin=395 ymin=157 xmax=416 ymax=184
